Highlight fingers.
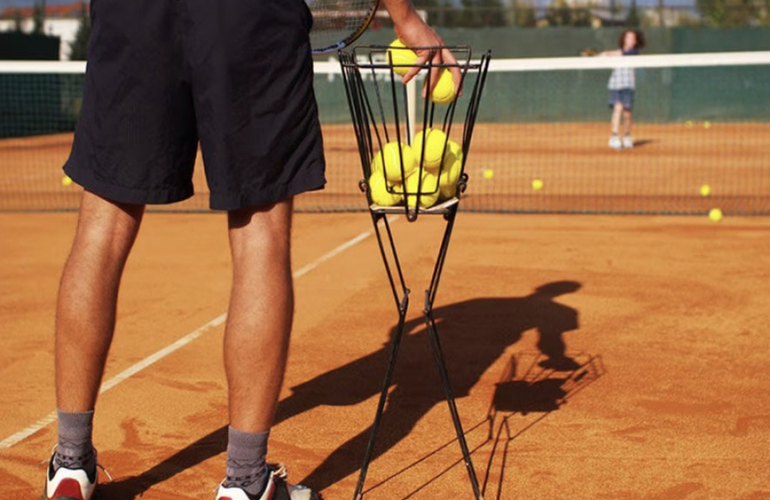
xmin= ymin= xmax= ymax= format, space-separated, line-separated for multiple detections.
xmin=402 ymin=47 xmax=462 ymax=100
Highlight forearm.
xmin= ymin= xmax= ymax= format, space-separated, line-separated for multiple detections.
xmin=379 ymin=0 xmax=421 ymax=27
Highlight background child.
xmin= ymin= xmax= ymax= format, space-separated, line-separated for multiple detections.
xmin=601 ymin=29 xmax=646 ymax=150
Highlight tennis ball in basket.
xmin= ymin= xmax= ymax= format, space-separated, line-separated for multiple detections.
xmin=370 ymin=151 xmax=383 ymax=175
xmin=700 ymin=184 xmax=711 ymax=197
xmin=532 ymin=178 xmax=544 ymax=191
xmin=61 ymin=175 xmax=73 ymax=187
xmin=439 ymin=142 xmax=463 ymax=200
xmin=406 ymin=171 xmax=440 ymax=209
xmin=379 ymin=142 xmax=416 ymax=183
xmin=412 ymin=128 xmax=448 ymax=172
xmin=387 ymin=39 xmax=418 ymax=77
xmin=431 ymin=70 xmax=456 ymax=105
xmin=369 ymin=170 xmax=403 ymax=207
xmin=708 ymin=208 xmax=723 ymax=222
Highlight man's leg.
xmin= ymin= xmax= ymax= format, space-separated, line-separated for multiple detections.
xmin=225 ymin=199 xmax=294 ymax=432
xmin=219 ymin=200 xmax=294 ymax=498
xmin=47 ymin=191 xmax=144 ymax=500
xmin=56 ymin=191 xmax=145 ymax=413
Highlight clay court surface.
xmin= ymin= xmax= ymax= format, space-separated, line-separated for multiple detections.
xmin=2 ymin=207 xmax=769 ymax=499
xmin=3 ymin=122 xmax=770 ymax=213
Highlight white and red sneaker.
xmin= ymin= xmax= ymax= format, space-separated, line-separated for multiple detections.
xmin=43 ymin=453 xmax=97 ymax=500
xmin=216 ymin=464 xmax=320 ymax=500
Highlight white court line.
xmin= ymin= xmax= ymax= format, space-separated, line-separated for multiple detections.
xmin=0 ymin=217 xmax=398 ymax=450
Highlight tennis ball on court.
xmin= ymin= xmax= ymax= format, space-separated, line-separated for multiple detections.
xmin=532 ymin=178 xmax=544 ymax=191
xmin=412 ymin=128 xmax=448 ymax=172
xmin=703 ymin=121 xmax=711 ymax=129
xmin=387 ymin=39 xmax=418 ymax=77
xmin=431 ymin=70 xmax=456 ymax=105
xmin=700 ymin=184 xmax=711 ymax=197
xmin=439 ymin=140 xmax=463 ymax=200
xmin=61 ymin=175 xmax=73 ymax=187
xmin=378 ymin=142 xmax=416 ymax=183
xmin=685 ymin=120 xmax=694 ymax=128
xmin=482 ymin=168 xmax=494 ymax=180
xmin=708 ymin=208 xmax=723 ymax=222
xmin=369 ymin=170 xmax=403 ymax=207
xmin=405 ymin=170 xmax=440 ymax=209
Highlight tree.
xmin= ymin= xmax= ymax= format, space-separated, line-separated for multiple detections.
xmin=513 ymin=0 xmax=538 ymax=26
xmin=697 ymin=0 xmax=762 ymax=26
xmin=69 ymin=3 xmax=91 ymax=60
xmin=32 ymin=1 xmax=45 ymax=34
xmin=626 ymin=0 xmax=641 ymax=25
xmin=545 ymin=0 xmax=592 ymax=26
xmin=12 ymin=8 xmax=24 ymax=32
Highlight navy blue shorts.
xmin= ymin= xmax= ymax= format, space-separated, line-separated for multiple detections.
xmin=65 ymin=0 xmax=326 ymax=210
xmin=608 ymin=89 xmax=635 ymax=111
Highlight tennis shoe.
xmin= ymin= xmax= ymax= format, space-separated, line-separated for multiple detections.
xmin=42 ymin=451 xmax=97 ymax=500
xmin=608 ymin=135 xmax=622 ymax=150
xmin=216 ymin=464 xmax=320 ymax=500
xmin=622 ymin=135 xmax=634 ymax=148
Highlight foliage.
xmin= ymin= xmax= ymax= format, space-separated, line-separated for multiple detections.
xmin=697 ymin=0 xmax=763 ymax=26
xmin=32 ymin=1 xmax=44 ymax=34
xmin=68 ymin=3 xmax=90 ymax=60
xmin=544 ymin=0 xmax=592 ymax=26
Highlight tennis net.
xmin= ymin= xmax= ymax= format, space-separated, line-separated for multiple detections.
xmin=2 ymin=51 xmax=769 ymax=214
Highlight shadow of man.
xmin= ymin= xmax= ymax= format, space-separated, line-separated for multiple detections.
xmin=96 ymin=280 xmax=582 ymax=498
xmin=293 ymin=280 xmax=583 ymax=491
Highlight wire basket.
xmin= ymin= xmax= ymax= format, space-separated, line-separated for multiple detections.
xmin=340 ymin=46 xmax=491 ymax=221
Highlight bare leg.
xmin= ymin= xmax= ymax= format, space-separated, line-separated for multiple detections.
xmin=611 ymin=102 xmax=624 ymax=135
xmin=225 ymin=199 xmax=294 ymax=433
xmin=622 ymin=109 xmax=633 ymax=137
xmin=56 ymin=191 xmax=145 ymax=412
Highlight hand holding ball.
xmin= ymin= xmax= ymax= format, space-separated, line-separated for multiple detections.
xmin=431 ymin=70 xmax=456 ymax=105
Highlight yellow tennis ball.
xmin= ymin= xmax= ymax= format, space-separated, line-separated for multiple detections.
xmin=482 ymin=168 xmax=494 ymax=180
xmin=439 ymin=140 xmax=463 ymax=199
xmin=379 ymin=142 xmax=416 ymax=183
xmin=430 ymin=70 xmax=456 ymax=105
xmin=412 ymin=128 xmax=447 ymax=172
xmin=61 ymin=175 xmax=73 ymax=187
xmin=369 ymin=170 xmax=403 ymax=207
xmin=703 ymin=121 xmax=711 ymax=129
xmin=387 ymin=39 xmax=418 ymax=77
xmin=532 ymin=178 xmax=544 ymax=191
xmin=685 ymin=120 xmax=694 ymax=128
xmin=370 ymin=151 xmax=383 ymax=175
xmin=708 ymin=208 xmax=723 ymax=222
xmin=700 ymin=184 xmax=711 ymax=197
xmin=406 ymin=171 xmax=440 ymax=209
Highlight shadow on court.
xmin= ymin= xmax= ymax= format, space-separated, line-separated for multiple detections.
xmin=96 ymin=280 xmax=592 ymax=499
xmin=479 ymin=351 xmax=605 ymax=500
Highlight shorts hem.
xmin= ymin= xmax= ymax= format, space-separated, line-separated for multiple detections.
xmin=64 ymin=162 xmax=194 ymax=206
xmin=210 ymin=173 xmax=326 ymax=211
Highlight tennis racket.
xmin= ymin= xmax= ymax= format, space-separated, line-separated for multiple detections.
xmin=306 ymin=0 xmax=381 ymax=54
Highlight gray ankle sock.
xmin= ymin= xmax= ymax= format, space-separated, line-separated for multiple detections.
xmin=55 ymin=409 xmax=95 ymax=471
xmin=225 ymin=427 xmax=269 ymax=496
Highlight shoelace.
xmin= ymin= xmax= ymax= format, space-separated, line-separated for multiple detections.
xmin=40 ymin=445 xmax=114 ymax=482
xmin=213 ymin=463 xmax=288 ymax=494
